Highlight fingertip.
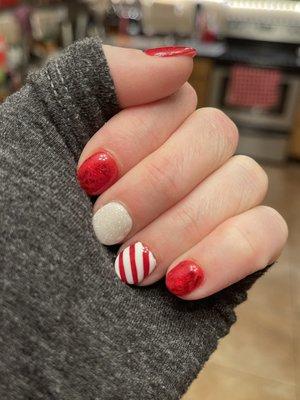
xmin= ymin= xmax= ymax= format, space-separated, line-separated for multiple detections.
xmin=103 ymin=44 xmax=194 ymax=108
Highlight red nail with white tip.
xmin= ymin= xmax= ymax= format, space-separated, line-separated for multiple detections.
xmin=115 ymin=242 xmax=157 ymax=285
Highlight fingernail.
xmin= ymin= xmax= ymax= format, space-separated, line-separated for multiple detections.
xmin=92 ymin=202 xmax=132 ymax=245
xmin=166 ymin=260 xmax=204 ymax=297
xmin=144 ymin=46 xmax=197 ymax=58
xmin=115 ymin=242 xmax=156 ymax=284
xmin=77 ymin=150 xmax=119 ymax=196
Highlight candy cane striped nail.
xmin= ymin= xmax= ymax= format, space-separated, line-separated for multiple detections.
xmin=115 ymin=242 xmax=156 ymax=285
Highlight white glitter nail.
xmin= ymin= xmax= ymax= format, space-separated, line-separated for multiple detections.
xmin=92 ymin=202 xmax=133 ymax=245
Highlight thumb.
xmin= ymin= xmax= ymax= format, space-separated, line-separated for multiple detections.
xmin=25 ymin=39 xmax=194 ymax=159
xmin=103 ymin=45 xmax=195 ymax=108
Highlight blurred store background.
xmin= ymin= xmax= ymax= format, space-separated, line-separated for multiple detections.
xmin=1 ymin=0 xmax=300 ymax=162
xmin=1 ymin=1 xmax=300 ymax=399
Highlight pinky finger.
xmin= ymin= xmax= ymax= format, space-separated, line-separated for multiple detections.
xmin=165 ymin=206 xmax=288 ymax=300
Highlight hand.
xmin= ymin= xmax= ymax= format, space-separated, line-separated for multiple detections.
xmin=77 ymin=45 xmax=288 ymax=300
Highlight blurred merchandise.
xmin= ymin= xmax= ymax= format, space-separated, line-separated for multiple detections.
xmin=30 ymin=5 xmax=68 ymax=58
xmin=141 ymin=0 xmax=196 ymax=37
xmin=0 ymin=0 xmax=104 ymax=99
xmin=209 ymin=63 xmax=300 ymax=161
xmin=197 ymin=1 xmax=224 ymax=43
xmin=0 ymin=0 xmax=20 ymax=8
xmin=226 ymin=65 xmax=282 ymax=110
xmin=0 ymin=10 xmax=22 ymax=45
xmin=223 ymin=0 xmax=300 ymax=44
xmin=0 ymin=8 xmax=27 ymax=101
xmin=201 ymin=0 xmax=300 ymax=162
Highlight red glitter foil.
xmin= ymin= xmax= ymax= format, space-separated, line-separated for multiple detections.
xmin=77 ymin=150 xmax=119 ymax=196
xmin=166 ymin=260 xmax=204 ymax=296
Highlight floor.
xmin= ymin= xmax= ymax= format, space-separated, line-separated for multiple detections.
xmin=182 ymin=162 xmax=300 ymax=400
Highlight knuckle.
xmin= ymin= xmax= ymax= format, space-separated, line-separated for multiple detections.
xmin=231 ymin=224 xmax=258 ymax=264
xmin=144 ymin=157 xmax=179 ymax=203
xmin=173 ymin=204 xmax=201 ymax=239
xmin=202 ymin=108 xmax=238 ymax=144
xmin=224 ymin=222 xmax=259 ymax=267
xmin=127 ymin=109 xmax=152 ymax=137
xmin=232 ymin=155 xmax=269 ymax=198
xmin=175 ymin=83 xmax=197 ymax=116
xmin=196 ymin=107 xmax=239 ymax=157
xmin=228 ymin=205 xmax=288 ymax=269
xmin=259 ymin=206 xmax=289 ymax=240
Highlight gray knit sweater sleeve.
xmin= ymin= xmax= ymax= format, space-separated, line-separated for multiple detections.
xmin=0 ymin=38 xmax=267 ymax=400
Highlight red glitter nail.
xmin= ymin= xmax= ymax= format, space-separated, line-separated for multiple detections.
xmin=166 ymin=260 xmax=204 ymax=297
xmin=77 ymin=150 xmax=119 ymax=196
xmin=144 ymin=46 xmax=197 ymax=58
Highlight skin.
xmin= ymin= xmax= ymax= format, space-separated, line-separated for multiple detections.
xmin=78 ymin=45 xmax=288 ymax=300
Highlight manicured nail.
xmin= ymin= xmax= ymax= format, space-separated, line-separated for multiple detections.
xmin=115 ymin=242 xmax=156 ymax=285
xmin=77 ymin=150 xmax=119 ymax=196
xmin=92 ymin=202 xmax=132 ymax=245
xmin=144 ymin=46 xmax=197 ymax=58
xmin=166 ymin=260 xmax=204 ymax=296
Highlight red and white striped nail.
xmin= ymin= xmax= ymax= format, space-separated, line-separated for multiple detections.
xmin=115 ymin=242 xmax=157 ymax=285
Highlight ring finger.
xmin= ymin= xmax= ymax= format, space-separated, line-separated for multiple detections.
xmin=114 ymin=155 xmax=268 ymax=285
